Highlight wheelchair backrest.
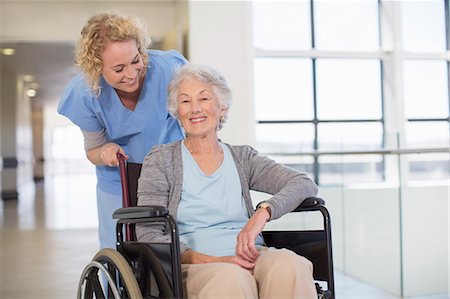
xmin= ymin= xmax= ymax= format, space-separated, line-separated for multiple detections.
xmin=126 ymin=161 xmax=143 ymax=207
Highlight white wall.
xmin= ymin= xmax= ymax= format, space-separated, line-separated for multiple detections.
xmin=188 ymin=1 xmax=255 ymax=146
xmin=341 ymin=186 xmax=402 ymax=295
xmin=402 ymin=184 xmax=449 ymax=296
xmin=0 ymin=1 xmax=178 ymax=42
xmin=16 ymin=79 xmax=34 ymax=189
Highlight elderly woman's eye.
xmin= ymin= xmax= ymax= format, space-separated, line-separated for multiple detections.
xmin=201 ymin=97 xmax=209 ymax=101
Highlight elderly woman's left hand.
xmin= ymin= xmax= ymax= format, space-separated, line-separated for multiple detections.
xmin=235 ymin=208 xmax=270 ymax=263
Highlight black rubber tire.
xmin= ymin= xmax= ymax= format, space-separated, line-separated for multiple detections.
xmin=78 ymin=248 xmax=143 ymax=299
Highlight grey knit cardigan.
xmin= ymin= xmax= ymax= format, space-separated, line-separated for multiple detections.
xmin=136 ymin=140 xmax=318 ymax=255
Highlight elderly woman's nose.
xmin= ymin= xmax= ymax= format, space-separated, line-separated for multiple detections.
xmin=191 ymin=100 xmax=202 ymax=112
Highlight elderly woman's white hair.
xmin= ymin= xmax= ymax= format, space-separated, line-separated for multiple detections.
xmin=167 ymin=64 xmax=232 ymax=130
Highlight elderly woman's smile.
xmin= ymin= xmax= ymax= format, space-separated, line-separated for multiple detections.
xmin=177 ymin=78 xmax=225 ymax=138
xmin=189 ymin=116 xmax=207 ymax=123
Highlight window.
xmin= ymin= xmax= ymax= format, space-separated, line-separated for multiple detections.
xmin=401 ymin=0 xmax=449 ymax=181
xmin=253 ymin=1 xmax=311 ymax=51
xmin=401 ymin=0 xmax=447 ymax=52
xmin=314 ymin=0 xmax=379 ymax=51
xmin=254 ymin=58 xmax=314 ymax=121
xmin=253 ymin=0 xmax=449 ymax=185
xmin=316 ymin=59 xmax=382 ymax=121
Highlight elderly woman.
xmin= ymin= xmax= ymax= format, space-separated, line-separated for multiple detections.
xmin=136 ymin=64 xmax=318 ymax=298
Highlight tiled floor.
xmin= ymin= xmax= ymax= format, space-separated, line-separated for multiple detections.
xmin=0 ymin=167 xmax=447 ymax=298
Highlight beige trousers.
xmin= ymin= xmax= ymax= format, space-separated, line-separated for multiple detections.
xmin=181 ymin=248 xmax=317 ymax=299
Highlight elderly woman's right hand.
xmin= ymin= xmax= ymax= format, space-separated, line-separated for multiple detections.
xmin=99 ymin=142 xmax=128 ymax=167
xmin=181 ymin=250 xmax=255 ymax=272
xmin=221 ymin=256 xmax=255 ymax=272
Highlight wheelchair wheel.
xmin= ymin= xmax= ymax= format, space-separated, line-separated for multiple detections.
xmin=77 ymin=248 xmax=143 ymax=299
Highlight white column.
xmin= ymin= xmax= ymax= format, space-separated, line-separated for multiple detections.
xmin=187 ymin=1 xmax=255 ymax=146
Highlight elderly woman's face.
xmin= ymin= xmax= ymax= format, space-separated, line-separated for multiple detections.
xmin=101 ymin=39 xmax=144 ymax=93
xmin=177 ymin=78 xmax=225 ymax=138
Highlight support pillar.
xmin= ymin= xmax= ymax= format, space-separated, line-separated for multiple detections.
xmin=0 ymin=71 xmax=19 ymax=200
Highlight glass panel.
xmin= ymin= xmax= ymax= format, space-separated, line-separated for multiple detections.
xmin=314 ymin=0 xmax=379 ymax=51
xmin=253 ymin=1 xmax=311 ymax=50
xmin=403 ymin=60 xmax=449 ymax=119
xmin=254 ymin=58 xmax=314 ymax=121
xmin=401 ymin=0 xmax=446 ymax=52
xmin=407 ymin=153 xmax=449 ymax=181
xmin=318 ymin=122 xmax=383 ymax=151
xmin=316 ymin=59 xmax=382 ymax=120
xmin=319 ymin=154 xmax=384 ymax=185
xmin=255 ymin=123 xmax=315 ymax=154
xmin=405 ymin=121 xmax=450 ymax=148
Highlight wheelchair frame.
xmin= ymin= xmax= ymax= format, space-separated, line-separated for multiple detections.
xmin=77 ymin=153 xmax=335 ymax=299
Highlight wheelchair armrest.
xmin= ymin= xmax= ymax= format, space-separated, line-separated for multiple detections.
xmin=293 ymin=197 xmax=325 ymax=212
xmin=113 ymin=205 xmax=169 ymax=220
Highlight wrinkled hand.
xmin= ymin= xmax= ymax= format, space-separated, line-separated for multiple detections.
xmin=182 ymin=250 xmax=255 ymax=272
xmin=99 ymin=143 xmax=128 ymax=167
xmin=235 ymin=208 xmax=270 ymax=263
xmin=220 ymin=256 xmax=255 ymax=273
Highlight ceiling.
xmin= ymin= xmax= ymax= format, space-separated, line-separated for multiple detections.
xmin=0 ymin=41 xmax=80 ymax=107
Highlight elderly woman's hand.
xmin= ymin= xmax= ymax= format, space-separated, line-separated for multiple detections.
xmin=235 ymin=208 xmax=270 ymax=263
xmin=181 ymin=250 xmax=255 ymax=272
xmin=221 ymin=256 xmax=255 ymax=272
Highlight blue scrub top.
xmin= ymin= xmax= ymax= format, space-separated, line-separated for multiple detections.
xmin=58 ymin=49 xmax=187 ymax=195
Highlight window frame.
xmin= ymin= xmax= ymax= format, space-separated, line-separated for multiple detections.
xmin=253 ymin=0 xmax=450 ymax=185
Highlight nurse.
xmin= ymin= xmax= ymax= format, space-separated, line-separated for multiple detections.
xmin=58 ymin=12 xmax=187 ymax=249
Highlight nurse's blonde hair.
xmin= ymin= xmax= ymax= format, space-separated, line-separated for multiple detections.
xmin=75 ymin=12 xmax=151 ymax=96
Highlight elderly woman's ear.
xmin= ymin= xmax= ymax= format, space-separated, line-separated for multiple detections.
xmin=221 ymin=107 xmax=228 ymax=115
xmin=219 ymin=107 xmax=228 ymax=123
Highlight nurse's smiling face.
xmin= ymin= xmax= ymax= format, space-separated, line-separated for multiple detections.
xmin=101 ymin=39 xmax=144 ymax=93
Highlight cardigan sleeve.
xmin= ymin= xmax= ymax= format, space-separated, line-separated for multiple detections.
xmin=135 ymin=144 xmax=191 ymax=254
xmin=241 ymin=145 xmax=318 ymax=220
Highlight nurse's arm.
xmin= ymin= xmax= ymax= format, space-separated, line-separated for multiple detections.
xmin=82 ymin=130 xmax=128 ymax=167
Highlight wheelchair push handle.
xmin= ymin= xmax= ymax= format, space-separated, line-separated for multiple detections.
xmin=117 ymin=152 xmax=131 ymax=209
xmin=117 ymin=152 xmax=134 ymax=241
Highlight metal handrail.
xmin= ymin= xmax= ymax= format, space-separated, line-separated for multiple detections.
xmin=264 ymin=147 xmax=450 ymax=157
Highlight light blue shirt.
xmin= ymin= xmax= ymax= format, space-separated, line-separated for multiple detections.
xmin=178 ymin=142 xmax=264 ymax=256
xmin=58 ymin=50 xmax=187 ymax=195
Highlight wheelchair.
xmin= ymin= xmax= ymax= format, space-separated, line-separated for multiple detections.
xmin=77 ymin=154 xmax=335 ymax=299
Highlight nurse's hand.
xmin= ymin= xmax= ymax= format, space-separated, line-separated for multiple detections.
xmin=100 ymin=143 xmax=128 ymax=167
xmin=87 ymin=142 xmax=128 ymax=167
